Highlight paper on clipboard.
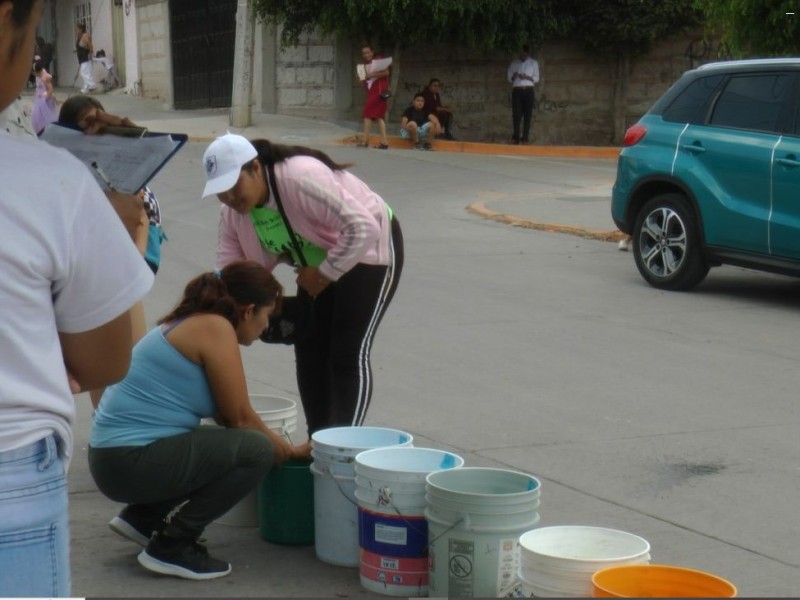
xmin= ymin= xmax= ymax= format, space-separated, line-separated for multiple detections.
xmin=39 ymin=123 xmax=187 ymax=194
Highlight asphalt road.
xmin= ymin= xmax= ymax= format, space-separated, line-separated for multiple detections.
xmin=68 ymin=131 xmax=800 ymax=597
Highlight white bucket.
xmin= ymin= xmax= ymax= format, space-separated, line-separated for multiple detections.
xmin=311 ymin=426 xmax=413 ymax=567
xmin=425 ymin=467 xmax=541 ymax=598
xmin=517 ymin=525 xmax=651 ymax=597
xmin=216 ymin=395 xmax=298 ymax=527
xmin=355 ymin=447 xmax=464 ymax=597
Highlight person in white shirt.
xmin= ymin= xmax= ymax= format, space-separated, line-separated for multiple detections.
xmin=0 ymin=1 xmax=154 ymax=595
xmin=507 ymin=44 xmax=540 ymax=144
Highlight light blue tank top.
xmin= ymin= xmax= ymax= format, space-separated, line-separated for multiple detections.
xmin=90 ymin=322 xmax=215 ymax=448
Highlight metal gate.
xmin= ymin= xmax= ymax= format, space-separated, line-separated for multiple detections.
xmin=170 ymin=0 xmax=237 ymax=109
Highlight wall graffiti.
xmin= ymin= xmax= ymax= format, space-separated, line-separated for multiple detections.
xmin=535 ymin=93 xmax=568 ymax=113
xmin=685 ymin=38 xmax=732 ymax=69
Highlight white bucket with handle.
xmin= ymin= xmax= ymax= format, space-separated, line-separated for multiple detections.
xmin=216 ymin=395 xmax=298 ymax=527
xmin=311 ymin=426 xmax=414 ymax=567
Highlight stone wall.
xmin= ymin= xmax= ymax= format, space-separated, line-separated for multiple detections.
xmin=333 ymin=33 xmax=721 ymax=146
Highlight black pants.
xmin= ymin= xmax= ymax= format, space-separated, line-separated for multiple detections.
xmin=511 ymin=87 xmax=535 ymax=142
xmin=88 ymin=427 xmax=274 ymax=540
xmin=295 ymin=216 xmax=404 ymax=434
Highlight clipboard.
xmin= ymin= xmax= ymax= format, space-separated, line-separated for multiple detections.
xmin=40 ymin=123 xmax=188 ymax=194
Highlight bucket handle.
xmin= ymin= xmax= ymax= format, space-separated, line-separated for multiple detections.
xmin=323 ymin=465 xmax=359 ymax=507
xmin=424 ymin=512 xmax=468 ymax=552
xmin=375 ymin=486 xmax=468 ymax=552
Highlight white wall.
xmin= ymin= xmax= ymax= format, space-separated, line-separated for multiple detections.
xmin=123 ymin=1 xmax=140 ymax=94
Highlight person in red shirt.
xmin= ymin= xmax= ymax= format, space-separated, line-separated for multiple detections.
xmin=422 ymin=78 xmax=455 ymax=140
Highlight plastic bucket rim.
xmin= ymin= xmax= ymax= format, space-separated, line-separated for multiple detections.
xmin=425 ymin=467 xmax=541 ymax=498
xmin=354 ymin=446 xmax=464 ymax=475
xmin=311 ymin=426 xmax=413 ymax=454
xmin=518 ymin=525 xmax=651 ymax=564
xmin=591 ymin=563 xmax=738 ymax=598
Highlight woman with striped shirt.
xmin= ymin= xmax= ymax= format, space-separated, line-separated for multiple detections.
xmin=202 ymin=133 xmax=403 ymax=434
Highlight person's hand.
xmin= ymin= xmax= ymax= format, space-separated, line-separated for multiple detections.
xmin=272 ymin=439 xmax=293 ymax=465
xmin=106 ymin=190 xmax=146 ymax=240
xmin=295 ymin=266 xmax=332 ymax=298
xmin=290 ymin=441 xmax=312 ymax=461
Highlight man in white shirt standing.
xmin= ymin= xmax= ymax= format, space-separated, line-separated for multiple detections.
xmin=507 ymin=45 xmax=540 ymax=145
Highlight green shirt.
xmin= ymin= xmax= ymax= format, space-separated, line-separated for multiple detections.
xmin=248 ymin=205 xmax=327 ymax=268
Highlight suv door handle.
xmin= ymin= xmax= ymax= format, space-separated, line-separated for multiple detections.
xmin=681 ymin=143 xmax=706 ymax=154
xmin=776 ymin=156 xmax=800 ymax=168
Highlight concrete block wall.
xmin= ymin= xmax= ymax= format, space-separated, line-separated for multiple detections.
xmin=336 ymin=32 xmax=720 ymax=146
xmin=274 ymin=29 xmax=339 ymax=119
xmin=137 ymin=1 xmax=171 ymax=104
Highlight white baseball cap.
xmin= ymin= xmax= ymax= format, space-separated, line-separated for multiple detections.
xmin=201 ymin=133 xmax=258 ymax=198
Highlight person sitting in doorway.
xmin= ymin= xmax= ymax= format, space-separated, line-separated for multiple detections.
xmin=400 ymin=92 xmax=441 ymax=151
xmin=95 ymin=49 xmax=121 ymax=90
xmin=422 ymin=78 xmax=455 ymax=140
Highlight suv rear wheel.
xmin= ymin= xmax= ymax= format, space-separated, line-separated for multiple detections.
xmin=632 ymin=193 xmax=710 ymax=290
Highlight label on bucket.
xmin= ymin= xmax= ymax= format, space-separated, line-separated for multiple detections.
xmin=496 ymin=538 xmax=520 ymax=597
xmin=445 ymin=538 xmax=475 ymax=597
xmin=358 ymin=507 xmax=427 ymax=558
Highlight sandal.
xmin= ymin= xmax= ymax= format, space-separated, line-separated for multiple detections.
xmin=373 ymin=142 xmax=389 ymax=150
xmin=356 ymin=142 xmax=369 ymax=148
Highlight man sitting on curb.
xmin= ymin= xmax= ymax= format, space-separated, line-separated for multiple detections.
xmin=422 ymin=78 xmax=455 ymax=140
xmin=400 ymin=93 xmax=441 ymax=150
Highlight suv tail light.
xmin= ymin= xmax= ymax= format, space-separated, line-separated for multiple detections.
xmin=623 ymin=124 xmax=647 ymax=147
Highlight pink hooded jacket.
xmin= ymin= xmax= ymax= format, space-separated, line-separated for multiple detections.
xmin=215 ymin=155 xmax=393 ymax=281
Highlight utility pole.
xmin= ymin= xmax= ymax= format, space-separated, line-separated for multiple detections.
xmin=230 ymin=0 xmax=255 ymax=127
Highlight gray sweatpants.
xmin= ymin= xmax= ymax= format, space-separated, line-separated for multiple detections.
xmin=88 ymin=427 xmax=274 ymax=540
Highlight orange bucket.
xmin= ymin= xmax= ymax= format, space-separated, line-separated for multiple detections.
xmin=592 ymin=564 xmax=737 ymax=598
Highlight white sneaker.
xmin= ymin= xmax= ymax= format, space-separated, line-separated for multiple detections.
xmin=618 ymin=238 xmax=631 ymax=251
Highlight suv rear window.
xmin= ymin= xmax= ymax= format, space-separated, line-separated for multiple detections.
xmin=709 ymin=74 xmax=793 ymax=133
xmin=662 ymin=74 xmax=723 ymax=123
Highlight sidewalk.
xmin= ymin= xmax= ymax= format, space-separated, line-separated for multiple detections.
xmin=39 ymin=88 xmax=623 ymax=242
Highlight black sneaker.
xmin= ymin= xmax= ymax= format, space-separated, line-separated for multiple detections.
xmin=109 ymin=505 xmax=163 ymax=547
xmin=138 ymin=534 xmax=231 ymax=580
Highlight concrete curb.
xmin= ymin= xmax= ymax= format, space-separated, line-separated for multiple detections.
xmin=467 ymin=201 xmax=626 ymax=243
xmin=339 ymin=134 xmax=621 ymax=159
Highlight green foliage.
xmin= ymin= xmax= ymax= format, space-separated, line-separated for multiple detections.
xmin=560 ymin=0 xmax=701 ymax=58
xmin=695 ymin=0 xmax=800 ymax=56
xmin=250 ymin=0 xmax=568 ymax=51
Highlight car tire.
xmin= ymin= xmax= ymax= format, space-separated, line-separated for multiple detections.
xmin=632 ymin=193 xmax=710 ymax=290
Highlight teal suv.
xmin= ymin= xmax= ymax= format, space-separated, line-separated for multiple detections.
xmin=612 ymin=59 xmax=800 ymax=290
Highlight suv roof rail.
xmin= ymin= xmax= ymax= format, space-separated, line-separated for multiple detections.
xmin=697 ymin=57 xmax=800 ymax=71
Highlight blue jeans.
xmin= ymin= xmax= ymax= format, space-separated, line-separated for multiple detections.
xmin=0 ymin=435 xmax=70 ymax=597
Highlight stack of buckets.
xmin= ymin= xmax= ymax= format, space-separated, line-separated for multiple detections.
xmin=517 ymin=525 xmax=651 ymax=597
xmin=310 ymin=426 xmax=414 ymax=566
xmin=425 ymin=468 xmax=542 ymax=598
xmin=355 ymin=447 xmax=465 ymax=596
xmin=216 ymin=394 xmax=298 ymax=528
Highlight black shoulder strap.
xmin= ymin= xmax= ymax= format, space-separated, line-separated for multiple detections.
xmin=265 ymin=162 xmax=307 ymax=267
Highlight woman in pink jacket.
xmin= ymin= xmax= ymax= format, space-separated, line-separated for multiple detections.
xmin=202 ymin=134 xmax=403 ymax=434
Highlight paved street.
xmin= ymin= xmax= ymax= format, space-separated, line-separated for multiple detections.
xmin=56 ymin=90 xmax=800 ymax=597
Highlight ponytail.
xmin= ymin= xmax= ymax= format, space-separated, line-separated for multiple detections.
xmin=158 ymin=260 xmax=282 ymax=327
xmin=248 ymin=138 xmax=353 ymax=172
